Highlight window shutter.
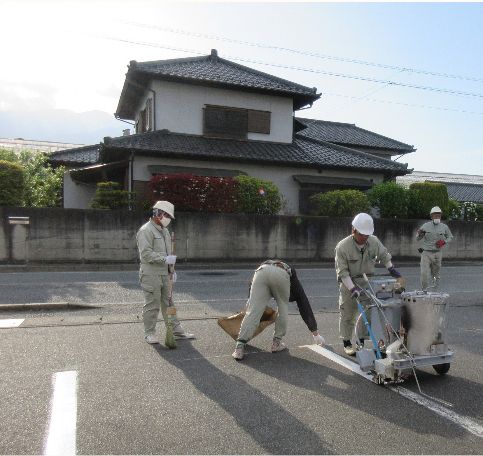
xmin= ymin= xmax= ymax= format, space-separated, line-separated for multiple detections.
xmin=248 ymin=110 xmax=271 ymax=134
xmin=203 ymin=106 xmax=248 ymax=140
xmin=145 ymin=99 xmax=152 ymax=131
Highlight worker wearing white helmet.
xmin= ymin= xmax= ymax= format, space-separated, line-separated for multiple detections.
xmin=416 ymin=206 xmax=454 ymax=291
xmin=136 ymin=200 xmax=195 ymax=344
xmin=334 ymin=213 xmax=402 ymax=356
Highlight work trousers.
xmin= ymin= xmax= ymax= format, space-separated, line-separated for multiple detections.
xmin=237 ymin=265 xmax=290 ymax=347
xmin=139 ymin=272 xmax=182 ymax=335
xmin=338 ymin=284 xmax=371 ymax=341
xmin=420 ymin=250 xmax=443 ymax=291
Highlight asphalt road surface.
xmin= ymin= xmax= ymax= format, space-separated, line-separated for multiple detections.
xmin=1 ymin=265 xmax=482 ymax=454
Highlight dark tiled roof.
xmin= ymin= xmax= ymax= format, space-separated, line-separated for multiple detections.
xmin=48 ymin=144 xmax=101 ymax=166
xmin=430 ymin=182 xmax=483 ymax=203
xmin=296 ymin=118 xmax=415 ymax=153
xmin=98 ymin=130 xmax=408 ymax=175
xmin=116 ymin=50 xmax=320 ymax=119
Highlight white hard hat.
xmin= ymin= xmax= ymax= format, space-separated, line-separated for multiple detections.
xmin=352 ymin=213 xmax=374 ymax=235
xmin=153 ymin=200 xmax=175 ymax=219
xmin=430 ymin=206 xmax=442 ymax=215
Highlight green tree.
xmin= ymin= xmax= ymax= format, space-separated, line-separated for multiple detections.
xmin=0 ymin=160 xmax=25 ymax=206
xmin=0 ymin=148 xmax=64 ymax=207
xmin=18 ymin=150 xmax=65 ymax=207
xmin=234 ymin=175 xmax=282 ymax=215
xmin=407 ymin=182 xmax=450 ymax=219
xmin=367 ymin=181 xmax=409 ymax=218
xmin=90 ymin=181 xmax=133 ymax=209
xmin=310 ymin=189 xmax=369 ymax=217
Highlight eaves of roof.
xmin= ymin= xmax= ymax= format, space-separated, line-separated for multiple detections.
xmin=296 ymin=117 xmax=416 ymax=153
xmin=116 ymin=50 xmax=321 ymax=119
xmin=47 ymin=144 xmax=101 ymax=166
xmin=98 ymin=130 xmax=410 ymax=176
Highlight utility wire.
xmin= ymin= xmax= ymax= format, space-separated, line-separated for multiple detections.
xmin=323 ymin=92 xmax=483 ymax=115
xmin=102 ymin=36 xmax=483 ymax=100
xmin=122 ymin=21 xmax=483 ymax=84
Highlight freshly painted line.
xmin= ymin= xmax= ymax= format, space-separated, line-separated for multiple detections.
xmin=0 ymin=318 xmax=24 ymax=328
xmin=389 ymin=385 xmax=483 ymax=438
xmin=44 ymin=371 xmax=78 ymax=456
xmin=304 ymin=344 xmax=483 ymax=439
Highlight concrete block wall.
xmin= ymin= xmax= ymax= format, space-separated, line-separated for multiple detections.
xmin=0 ymin=207 xmax=481 ymax=264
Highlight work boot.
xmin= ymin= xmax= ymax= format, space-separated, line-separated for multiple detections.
xmin=271 ymin=339 xmax=288 ymax=353
xmin=232 ymin=346 xmax=244 ymax=361
xmin=144 ymin=334 xmax=159 ymax=344
xmin=344 ymin=341 xmax=357 ymax=356
xmin=174 ymin=330 xmax=196 ymax=339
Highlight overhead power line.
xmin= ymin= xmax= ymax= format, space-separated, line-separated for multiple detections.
xmin=323 ymin=92 xmax=483 ymax=115
xmin=103 ymin=36 xmax=483 ymax=100
xmin=123 ymin=21 xmax=483 ymax=84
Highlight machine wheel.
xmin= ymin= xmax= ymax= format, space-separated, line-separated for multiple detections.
xmin=433 ymin=363 xmax=450 ymax=375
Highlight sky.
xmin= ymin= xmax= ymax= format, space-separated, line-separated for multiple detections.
xmin=1 ymin=0 xmax=483 ymax=175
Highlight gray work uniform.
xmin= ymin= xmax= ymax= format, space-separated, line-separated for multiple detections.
xmin=334 ymin=235 xmax=392 ymax=340
xmin=136 ymin=220 xmax=182 ymax=336
xmin=417 ymin=221 xmax=453 ymax=291
xmin=236 ymin=262 xmax=291 ymax=347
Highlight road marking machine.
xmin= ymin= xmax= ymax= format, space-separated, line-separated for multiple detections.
xmin=354 ymin=274 xmax=453 ymax=386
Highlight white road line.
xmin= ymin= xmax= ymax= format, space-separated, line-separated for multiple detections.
xmin=44 ymin=371 xmax=78 ymax=456
xmin=0 ymin=318 xmax=24 ymax=328
xmin=304 ymin=344 xmax=483 ymax=439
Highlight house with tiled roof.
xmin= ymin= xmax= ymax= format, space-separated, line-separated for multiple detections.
xmin=50 ymin=49 xmax=415 ymax=214
xmin=397 ymin=171 xmax=483 ymax=204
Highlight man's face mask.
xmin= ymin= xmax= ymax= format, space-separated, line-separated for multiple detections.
xmin=433 ymin=218 xmax=441 ymax=224
xmin=160 ymin=216 xmax=171 ymax=227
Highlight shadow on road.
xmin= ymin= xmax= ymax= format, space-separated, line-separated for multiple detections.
xmin=152 ymin=343 xmax=335 ymax=455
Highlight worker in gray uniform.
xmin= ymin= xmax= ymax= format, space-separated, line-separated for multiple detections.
xmin=417 ymin=206 xmax=454 ymax=291
xmin=334 ymin=213 xmax=402 ymax=356
xmin=136 ymin=200 xmax=195 ymax=344
xmin=232 ymin=260 xmax=326 ymax=360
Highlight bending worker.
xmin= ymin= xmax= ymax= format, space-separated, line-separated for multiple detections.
xmin=136 ymin=200 xmax=195 ymax=344
xmin=417 ymin=206 xmax=454 ymax=291
xmin=232 ymin=260 xmax=326 ymax=361
xmin=334 ymin=213 xmax=402 ymax=356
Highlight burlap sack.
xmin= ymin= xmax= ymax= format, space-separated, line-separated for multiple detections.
xmin=217 ymin=307 xmax=278 ymax=341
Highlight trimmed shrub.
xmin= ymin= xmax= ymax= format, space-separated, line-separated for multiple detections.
xmin=148 ymin=173 xmax=282 ymax=215
xmin=0 ymin=160 xmax=25 ymax=206
xmin=149 ymin=173 xmax=238 ymax=213
xmin=407 ymin=182 xmax=449 ymax=219
xmin=367 ymin=181 xmax=409 ymax=218
xmin=310 ymin=189 xmax=369 ymax=217
xmin=459 ymin=201 xmax=478 ymax=221
xmin=90 ymin=181 xmax=133 ymax=209
xmin=235 ymin=175 xmax=282 ymax=215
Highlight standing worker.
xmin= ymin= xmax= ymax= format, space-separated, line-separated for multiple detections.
xmin=136 ymin=200 xmax=195 ymax=344
xmin=417 ymin=206 xmax=454 ymax=291
xmin=232 ymin=260 xmax=326 ymax=360
xmin=334 ymin=213 xmax=402 ymax=356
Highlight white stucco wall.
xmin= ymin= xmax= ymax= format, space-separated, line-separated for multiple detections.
xmin=63 ymin=173 xmax=97 ymax=209
xmin=133 ymin=156 xmax=385 ymax=215
xmin=141 ymin=80 xmax=294 ymax=143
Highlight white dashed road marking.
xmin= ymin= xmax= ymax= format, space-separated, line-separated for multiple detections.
xmin=44 ymin=371 xmax=78 ymax=455
xmin=304 ymin=344 xmax=483 ymax=439
xmin=0 ymin=318 xmax=24 ymax=328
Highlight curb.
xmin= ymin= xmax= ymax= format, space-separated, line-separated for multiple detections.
xmin=0 ymin=302 xmax=100 ymax=311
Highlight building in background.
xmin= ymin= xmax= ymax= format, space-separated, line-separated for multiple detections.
xmin=0 ymin=137 xmax=85 ymax=154
xmin=397 ymin=170 xmax=483 ymax=204
xmin=49 ymin=49 xmax=415 ymax=214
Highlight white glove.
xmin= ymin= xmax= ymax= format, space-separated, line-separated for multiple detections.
xmin=170 ymin=272 xmax=177 ymax=283
xmin=313 ymin=333 xmax=326 ymax=346
xmin=165 ymin=255 xmax=177 ymax=265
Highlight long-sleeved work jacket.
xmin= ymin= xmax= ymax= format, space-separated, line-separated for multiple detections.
xmin=136 ymin=220 xmax=172 ymax=275
xmin=335 ymin=235 xmax=392 ymax=287
xmin=417 ymin=221 xmax=453 ymax=251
